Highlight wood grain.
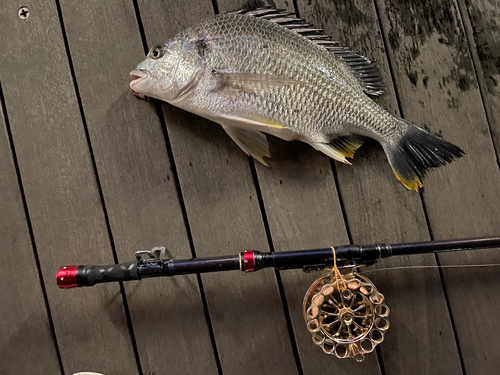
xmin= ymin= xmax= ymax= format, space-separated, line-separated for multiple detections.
xmin=57 ymin=1 xmax=219 ymax=374
xmin=376 ymin=0 xmax=500 ymax=372
xmin=459 ymin=0 xmax=500 ymax=164
xmin=0 ymin=92 xmax=61 ymax=375
xmin=136 ymin=1 xmax=299 ymax=374
xmin=216 ymin=2 xmax=381 ymax=374
xmin=0 ymin=2 xmax=138 ymax=374
xmin=294 ymin=1 xmax=464 ymax=374
xmin=215 ymin=1 xmax=463 ymax=374
xmin=2 ymin=0 xmax=498 ymax=373
xmin=218 ymin=1 xmax=375 ymax=374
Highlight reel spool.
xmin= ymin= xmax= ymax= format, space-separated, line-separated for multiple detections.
xmin=303 ymin=271 xmax=389 ymax=362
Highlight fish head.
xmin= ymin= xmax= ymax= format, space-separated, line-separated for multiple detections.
xmin=130 ymin=35 xmax=203 ymax=102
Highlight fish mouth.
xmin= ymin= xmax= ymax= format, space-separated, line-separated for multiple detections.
xmin=130 ymin=69 xmax=149 ymax=99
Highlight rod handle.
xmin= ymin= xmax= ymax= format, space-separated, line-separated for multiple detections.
xmin=56 ymin=261 xmax=139 ymax=289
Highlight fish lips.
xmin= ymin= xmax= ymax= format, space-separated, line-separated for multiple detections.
xmin=130 ymin=69 xmax=149 ymax=100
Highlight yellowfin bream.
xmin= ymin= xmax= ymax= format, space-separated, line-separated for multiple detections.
xmin=130 ymin=8 xmax=464 ymax=190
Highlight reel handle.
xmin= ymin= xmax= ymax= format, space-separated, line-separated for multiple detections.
xmin=56 ymin=261 xmax=139 ymax=289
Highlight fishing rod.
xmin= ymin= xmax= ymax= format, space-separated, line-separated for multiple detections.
xmin=56 ymin=236 xmax=500 ymax=362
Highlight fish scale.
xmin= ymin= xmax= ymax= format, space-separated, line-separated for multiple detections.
xmin=187 ymin=15 xmax=371 ymax=135
xmin=130 ymin=9 xmax=464 ymax=190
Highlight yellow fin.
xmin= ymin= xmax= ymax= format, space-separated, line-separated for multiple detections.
xmin=394 ymin=173 xmax=423 ymax=191
xmin=310 ymin=143 xmax=351 ymax=164
xmin=329 ymin=135 xmax=366 ymax=159
xmin=222 ymin=126 xmax=271 ymax=166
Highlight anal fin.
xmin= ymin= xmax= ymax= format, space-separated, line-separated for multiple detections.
xmin=222 ymin=126 xmax=271 ymax=166
xmin=310 ymin=143 xmax=351 ymax=164
xmin=330 ymin=135 xmax=367 ymax=158
xmin=310 ymin=135 xmax=366 ymax=164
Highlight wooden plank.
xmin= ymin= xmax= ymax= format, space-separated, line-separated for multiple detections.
xmin=215 ymin=1 xmax=380 ymax=374
xmin=135 ymin=1 xmax=299 ymax=374
xmin=0 ymin=2 xmax=138 ymax=374
xmin=376 ymin=0 xmax=500 ymax=372
xmin=213 ymin=5 xmax=371 ymax=374
xmin=0 ymin=91 xmax=61 ymax=375
xmin=294 ymin=1 xmax=464 ymax=374
xmin=253 ymin=146 xmax=383 ymax=375
xmin=215 ymin=1 xmax=462 ymax=374
xmin=458 ymin=0 xmax=500 ymax=162
xmin=56 ymin=1 xmax=219 ymax=374
xmin=214 ymin=1 xmax=373 ymax=374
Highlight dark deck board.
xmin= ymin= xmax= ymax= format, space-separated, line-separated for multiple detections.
xmin=216 ymin=1 xmax=378 ymax=375
xmin=0 ymin=1 xmax=138 ymax=374
xmin=135 ymin=1 xmax=299 ymax=374
xmin=376 ymin=0 xmax=500 ymax=373
xmin=1 ymin=0 xmax=499 ymax=374
xmin=56 ymin=1 xmax=220 ymax=374
xmin=0 ymin=89 xmax=61 ymax=375
xmin=459 ymin=0 xmax=500 ymax=164
xmin=215 ymin=1 xmax=380 ymax=374
xmin=296 ymin=1 xmax=464 ymax=374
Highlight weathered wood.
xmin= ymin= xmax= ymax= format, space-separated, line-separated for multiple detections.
xmin=0 ymin=2 xmax=138 ymax=374
xmin=295 ymin=1 xmax=464 ymax=374
xmin=136 ymin=1 xmax=299 ymax=374
xmin=252 ymin=144 xmax=383 ymax=375
xmin=57 ymin=1 xmax=219 ymax=374
xmin=459 ymin=0 xmax=500 ymax=163
xmin=0 ymin=93 xmax=61 ymax=375
xmin=215 ymin=1 xmax=463 ymax=373
xmin=214 ymin=2 xmax=381 ymax=374
xmin=376 ymin=0 xmax=500 ymax=372
xmin=2 ymin=0 xmax=498 ymax=373
xmin=216 ymin=0 xmax=295 ymax=12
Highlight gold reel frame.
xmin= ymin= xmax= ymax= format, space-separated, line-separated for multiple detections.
xmin=303 ymin=272 xmax=389 ymax=362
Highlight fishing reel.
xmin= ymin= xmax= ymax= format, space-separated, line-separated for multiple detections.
xmin=303 ymin=268 xmax=389 ymax=362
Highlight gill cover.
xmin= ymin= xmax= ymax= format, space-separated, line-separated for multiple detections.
xmin=169 ymin=38 xmax=204 ymax=103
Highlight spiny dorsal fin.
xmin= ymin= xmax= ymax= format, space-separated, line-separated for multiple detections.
xmin=229 ymin=7 xmax=385 ymax=96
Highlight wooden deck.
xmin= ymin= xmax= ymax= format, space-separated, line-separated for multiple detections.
xmin=1 ymin=0 xmax=499 ymax=374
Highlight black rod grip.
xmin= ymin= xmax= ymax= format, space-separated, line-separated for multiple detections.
xmin=62 ymin=261 xmax=139 ymax=288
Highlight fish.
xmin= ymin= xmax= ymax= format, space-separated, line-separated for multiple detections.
xmin=129 ymin=8 xmax=464 ymax=190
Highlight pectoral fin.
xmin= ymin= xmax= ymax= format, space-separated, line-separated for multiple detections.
xmin=215 ymin=113 xmax=296 ymax=142
xmin=218 ymin=113 xmax=285 ymax=130
xmin=222 ymin=126 xmax=271 ymax=166
xmin=213 ymin=72 xmax=306 ymax=98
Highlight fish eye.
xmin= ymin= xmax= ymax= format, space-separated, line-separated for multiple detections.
xmin=149 ymin=46 xmax=164 ymax=59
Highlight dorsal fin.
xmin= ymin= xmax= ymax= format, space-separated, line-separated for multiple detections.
xmin=229 ymin=7 xmax=385 ymax=96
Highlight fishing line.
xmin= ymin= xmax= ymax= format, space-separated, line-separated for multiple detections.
xmin=331 ymin=246 xmax=346 ymax=290
xmin=361 ymin=263 xmax=500 ymax=274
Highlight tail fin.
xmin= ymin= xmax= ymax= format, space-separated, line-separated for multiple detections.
xmin=383 ymin=120 xmax=464 ymax=190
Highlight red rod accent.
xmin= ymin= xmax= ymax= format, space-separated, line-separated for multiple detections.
xmin=56 ymin=266 xmax=79 ymax=289
xmin=243 ymin=251 xmax=255 ymax=272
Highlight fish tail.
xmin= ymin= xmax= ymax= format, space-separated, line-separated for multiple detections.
xmin=383 ymin=119 xmax=464 ymax=190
